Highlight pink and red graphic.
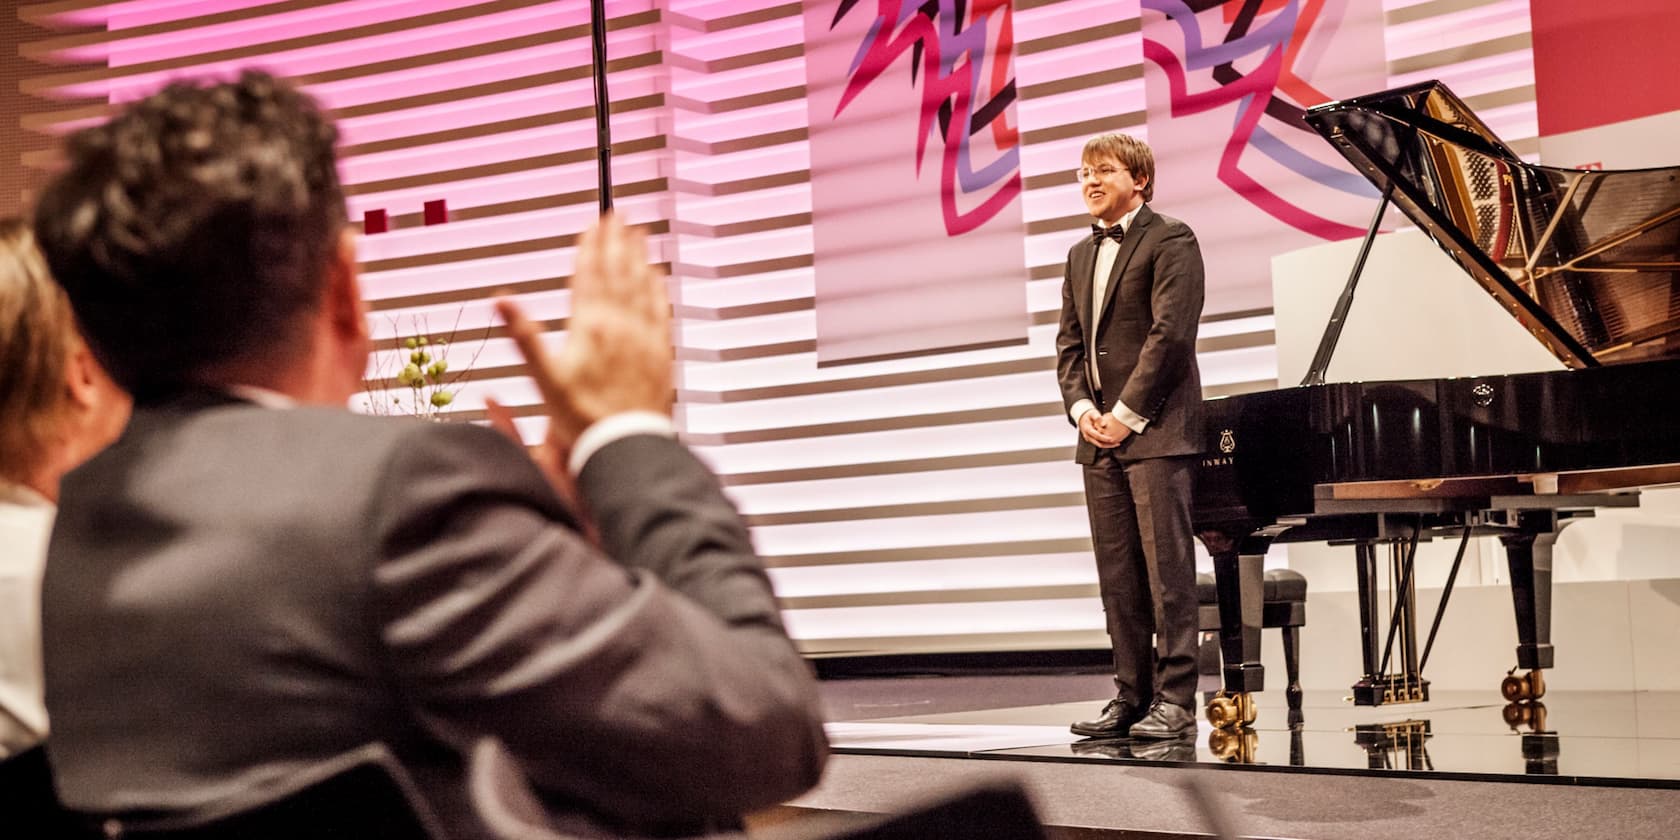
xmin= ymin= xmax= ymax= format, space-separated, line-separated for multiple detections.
xmin=829 ymin=0 xmax=1022 ymax=236
xmin=802 ymin=0 xmax=1029 ymax=365
xmin=1141 ymin=0 xmax=1388 ymax=313
xmin=1144 ymin=0 xmax=1372 ymax=239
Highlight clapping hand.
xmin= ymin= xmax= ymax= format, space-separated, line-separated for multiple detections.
xmin=491 ymin=214 xmax=673 ymax=486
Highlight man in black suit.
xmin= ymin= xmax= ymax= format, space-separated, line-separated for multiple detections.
xmin=33 ymin=70 xmax=826 ymax=838
xmin=1055 ymin=133 xmax=1206 ymax=740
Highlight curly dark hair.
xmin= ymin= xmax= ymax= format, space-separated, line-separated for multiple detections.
xmin=32 ymin=69 xmax=346 ymax=399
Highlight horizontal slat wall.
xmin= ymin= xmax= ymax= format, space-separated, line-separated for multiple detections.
xmin=666 ymin=0 xmax=1273 ymax=655
xmin=1385 ymin=0 xmax=1539 ymax=159
xmin=13 ymin=0 xmax=1538 ymax=658
xmin=17 ymin=0 xmax=672 ymax=434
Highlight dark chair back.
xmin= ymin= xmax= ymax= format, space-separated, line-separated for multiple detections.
xmin=71 ymin=744 xmax=444 ymax=840
xmin=470 ymin=734 xmax=1045 ymax=840
xmin=783 ymin=781 xmax=1047 ymax=840
xmin=0 ymin=744 xmax=81 ymax=837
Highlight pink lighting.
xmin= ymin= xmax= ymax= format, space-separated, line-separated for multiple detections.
xmin=12 ymin=0 xmax=1547 ymax=656
xmin=331 ymin=64 xmax=663 ymax=148
xmin=26 ymin=0 xmax=276 ymax=30
xmin=32 ymin=0 xmax=656 ymax=101
xmin=307 ymin=30 xmax=659 ymax=111
xmin=41 ymin=0 xmax=497 ymax=65
xmin=339 ymin=112 xmax=663 ymax=189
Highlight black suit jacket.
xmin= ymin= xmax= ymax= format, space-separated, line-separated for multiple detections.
xmin=1055 ymin=204 xmax=1206 ymax=464
xmin=42 ymin=395 xmax=827 ymax=839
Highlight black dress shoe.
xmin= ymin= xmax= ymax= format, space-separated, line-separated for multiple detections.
xmin=1070 ymin=698 xmax=1144 ymax=738
xmin=1129 ymin=700 xmax=1196 ymax=739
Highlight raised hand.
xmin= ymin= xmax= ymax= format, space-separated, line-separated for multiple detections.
xmin=496 ymin=214 xmax=672 ymax=452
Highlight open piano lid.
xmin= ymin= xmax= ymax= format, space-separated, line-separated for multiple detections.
xmin=1304 ymin=81 xmax=1680 ymax=368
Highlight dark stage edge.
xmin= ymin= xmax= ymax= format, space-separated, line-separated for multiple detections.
xmin=798 ymin=675 xmax=1680 ymax=838
xmin=776 ymin=753 xmax=1680 ymax=840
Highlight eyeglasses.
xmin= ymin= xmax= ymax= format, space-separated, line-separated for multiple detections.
xmin=1075 ymin=165 xmax=1129 ymax=182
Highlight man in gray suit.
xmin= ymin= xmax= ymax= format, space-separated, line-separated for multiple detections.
xmin=1056 ymin=133 xmax=1205 ymax=741
xmin=33 ymin=70 xmax=827 ymax=838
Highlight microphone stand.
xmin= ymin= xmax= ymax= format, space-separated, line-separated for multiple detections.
xmin=588 ymin=0 xmax=613 ymax=212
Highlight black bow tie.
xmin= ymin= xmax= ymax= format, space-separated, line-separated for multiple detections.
xmin=1091 ymin=223 xmax=1124 ymax=244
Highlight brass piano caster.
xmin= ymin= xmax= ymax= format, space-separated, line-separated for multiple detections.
xmin=1501 ymin=669 xmax=1547 ymax=702
xmin=1208 ymin=727 xmax=1259 ymax=763
xmin=1502 ymin=700 xmax=1548 ymax=732
xmin=1206 ymin=691 xmax=1257 ymax=729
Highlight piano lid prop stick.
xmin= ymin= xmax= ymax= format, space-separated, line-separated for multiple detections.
xmin=1301 ymin=181 xmax=1394 ymax=387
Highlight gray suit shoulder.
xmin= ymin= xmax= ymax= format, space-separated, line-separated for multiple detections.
xmin=1149 ymin=209 xmax=1197 ymax=237
xmin=237 ymin=404 xmax=522 ymax=466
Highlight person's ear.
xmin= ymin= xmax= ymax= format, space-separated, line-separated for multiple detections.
xmin=64 ymin=340 xmax=103 ymax=411
xmin=326 ymin=229 xmax=368 ymax=345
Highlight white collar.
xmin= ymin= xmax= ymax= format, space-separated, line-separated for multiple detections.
xmin=223 ymin=384 xmax=298 ymax=409
xmin=1097 ymin=204 xmax=1144 ymax=234
xmin=0 ymin=480 xmax=52 ymax=509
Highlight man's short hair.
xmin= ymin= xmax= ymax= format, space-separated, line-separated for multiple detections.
xmin=32 ymin=70 xmax=346 ymax=399
xmin=1082 ymin=133 xmax=1155 ymax=203
xmin=0 ymin=218 xmax=78 ymax=483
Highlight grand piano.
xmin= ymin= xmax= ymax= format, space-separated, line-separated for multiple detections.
xmin=1194 ymin=81 xmax=1680 ymax=729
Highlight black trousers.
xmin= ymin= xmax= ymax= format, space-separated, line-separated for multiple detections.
xmin=1081 ymin=450 xmax=1199 ymax=708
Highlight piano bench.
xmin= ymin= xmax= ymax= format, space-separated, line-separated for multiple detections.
xmin=1195 ymin=569 xmax=1307 ymax=720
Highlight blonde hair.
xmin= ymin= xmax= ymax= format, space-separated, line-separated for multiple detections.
xmin=1082 ymin=133 xmax=1155 ymax=203
xmin=0 ymin=218 xmax=77 ymax=484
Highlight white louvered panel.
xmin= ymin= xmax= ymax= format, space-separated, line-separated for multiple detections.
xmin=769 ymin=554 xmax=1100 ymax=599
xmin=726 ymin=461 xmax=1082 ymax=516
xmin=783 ymin=598 xmax=1106 ymax=641
xmin=14 ymin=0 xmax=1521 ymax=655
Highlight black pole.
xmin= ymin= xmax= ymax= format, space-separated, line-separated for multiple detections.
xmin=1418 ymin=526 xmax=1471 ymax=674
xmin=1300 ymin=181 xmax=1392 ymax=387
xmin=589 ymin=0 xmax=613 ymax=213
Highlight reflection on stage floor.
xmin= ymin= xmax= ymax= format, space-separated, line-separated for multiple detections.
xmin=819 ymin=676 xmax=1680 ymax=787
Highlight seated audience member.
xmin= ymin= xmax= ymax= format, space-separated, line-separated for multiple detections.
xmin=0 ymin=218 xmax=130 ymax=759
xmin=32 ymin=71 xmax=827 ymax=837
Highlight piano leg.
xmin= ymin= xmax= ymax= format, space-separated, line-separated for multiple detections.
xmin=1354 ymin=541 xmax=1381 ymax=683
xmin=1499 ymin=511 xmax=1562 ymax=701
xmin=1206 ymin=544 xmax=1265 ymax=728
xmin=1282 ymin=623 xmax=1304 ymax=727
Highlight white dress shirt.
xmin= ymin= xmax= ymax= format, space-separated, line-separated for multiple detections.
xmin=0 ymin=481 xmax=54 ymax=757
xmin=1069 ymin=205 xmax=1150 ymax=435
xmin=228 ymin=384 xmax=675 ymax=477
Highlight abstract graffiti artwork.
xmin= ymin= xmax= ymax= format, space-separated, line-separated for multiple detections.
xmin=1141 ymin=0 xmax=1388 ymax=313
xmin=804 ymin=0 xmax=1029 ymax=365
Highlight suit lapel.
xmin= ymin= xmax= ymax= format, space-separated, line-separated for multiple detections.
xmin=1096 ymin=204 xmax=1154 ymax=328
xmin=1073 ymin=236 xmax=1096 ymax=339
